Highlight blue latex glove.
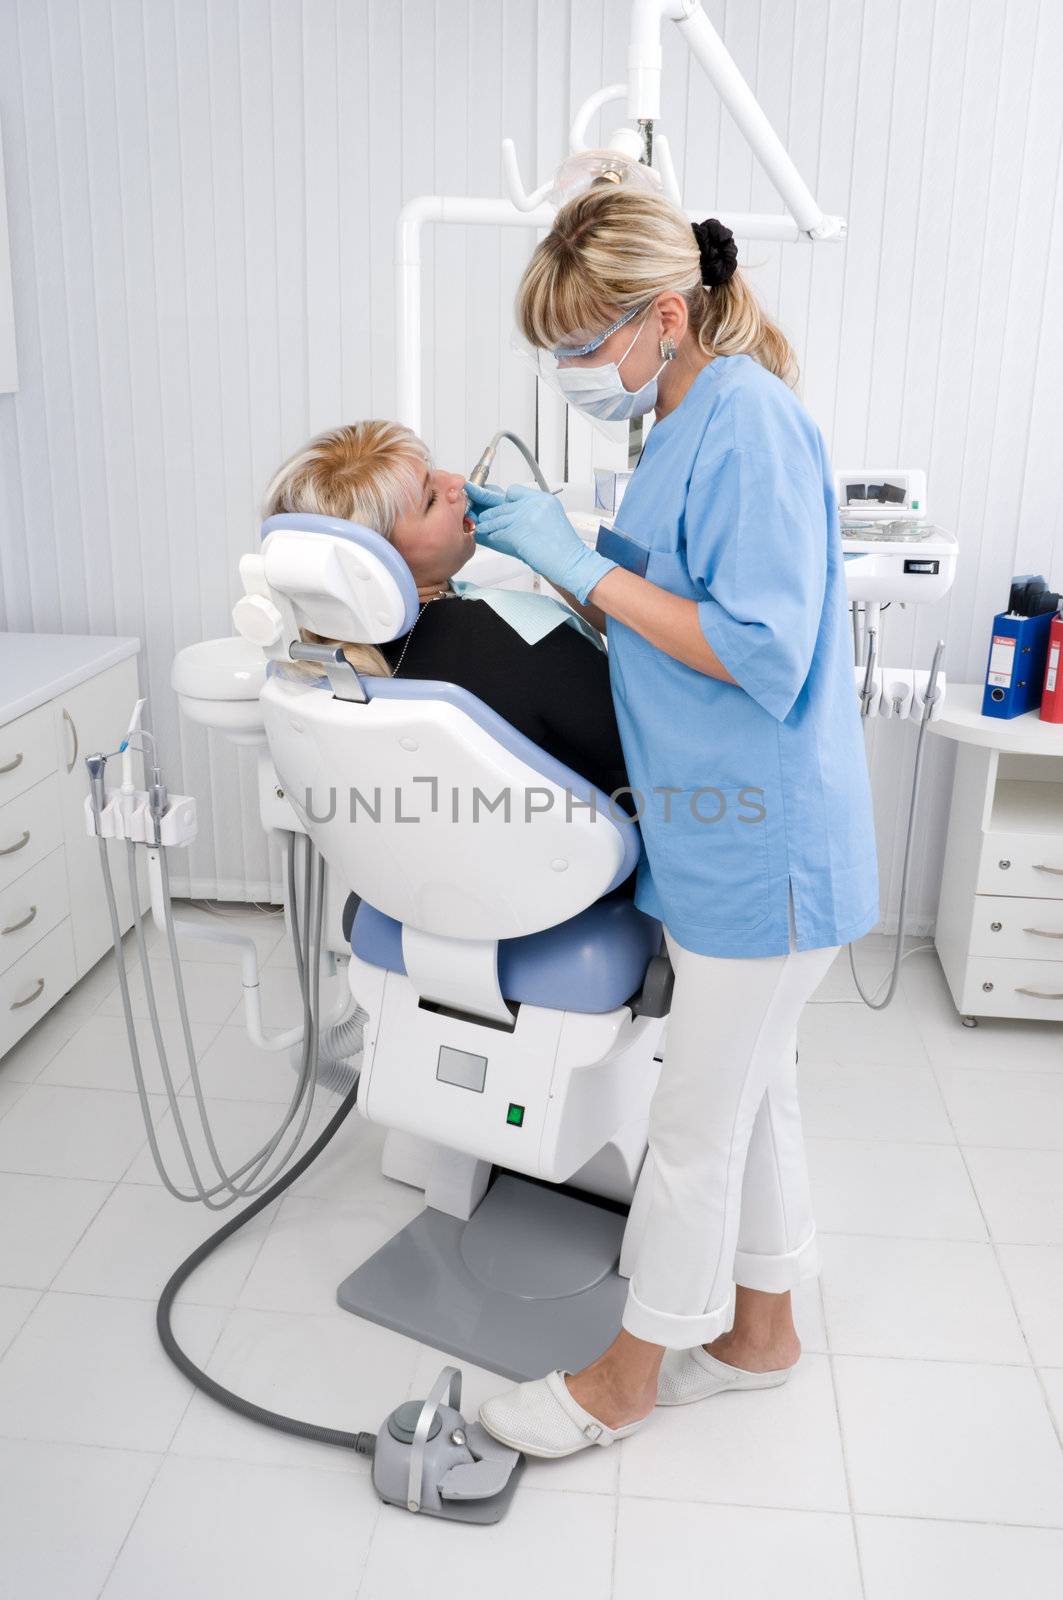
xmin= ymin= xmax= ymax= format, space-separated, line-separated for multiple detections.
xmin=464 ymin=482 xmax=617 ymax=605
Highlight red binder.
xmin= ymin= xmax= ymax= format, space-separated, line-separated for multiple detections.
xmin=1041 ymin=614 xmax=1063 ymax=723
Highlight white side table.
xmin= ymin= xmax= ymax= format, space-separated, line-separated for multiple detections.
xmin=930 ymin=684 xmax=1063 ymax=1025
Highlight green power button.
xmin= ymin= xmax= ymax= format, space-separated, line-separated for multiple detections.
xmin=506 ymin=1103 xmax=525 ymax=1127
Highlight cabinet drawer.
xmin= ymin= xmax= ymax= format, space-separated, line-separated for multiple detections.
xmin=0 ymin=918 xmax=77 ymax=1057
xmin=969 ymin=895 xmax=1063 ymax=960
xmin=0 ymin=776 xmax=63 ymax=895
xmin=0 ymin=848 xmax=70 ymax=975
xmin=0 ymin=701 xmax=58 ymax=806
xmin=960 ymin=954 xmax=1063 ymax=1022
xmin=977 ymin=832 xmax=1063 ymax=899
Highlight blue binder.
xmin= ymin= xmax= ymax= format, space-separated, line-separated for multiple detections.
xmin=982 ymin=609 xmax=1056 ymax=718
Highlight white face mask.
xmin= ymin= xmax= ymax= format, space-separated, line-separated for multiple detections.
xmin=555 ymin=308 xmax=669 ymax=422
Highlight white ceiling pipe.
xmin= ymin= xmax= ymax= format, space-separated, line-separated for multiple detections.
xmin=627 ymin=0 xmax=697 ymax=121
xmin=395 ymin=194 xmax=838 ymax=435
xmin=676 ymin=4 xmax=839 ymax=238
xmin=395 ymin=196 xmax=553 ymax=433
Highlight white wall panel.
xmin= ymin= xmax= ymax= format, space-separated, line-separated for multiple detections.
xmin=0 ymin=0 xmax=1060 ymax=928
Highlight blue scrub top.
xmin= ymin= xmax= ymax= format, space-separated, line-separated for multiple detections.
xmin=599 ymin=353 xmax=879 ymax=958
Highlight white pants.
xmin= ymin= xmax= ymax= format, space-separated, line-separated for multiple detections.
xmin=621 ymin=905 xmax=839 ymax=1348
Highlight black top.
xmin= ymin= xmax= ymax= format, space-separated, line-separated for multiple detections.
xmin=379 ymin=595 xmax=631 ymax=804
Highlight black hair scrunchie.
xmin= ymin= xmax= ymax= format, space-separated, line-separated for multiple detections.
xmin=691 ymin=217 xmax=738 ymax=288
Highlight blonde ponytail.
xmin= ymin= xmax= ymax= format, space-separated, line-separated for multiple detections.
xmin=517 ymin=180 xmax=798 ymax=388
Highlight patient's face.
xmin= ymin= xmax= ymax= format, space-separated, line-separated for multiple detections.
xmin=392 ymin=465 xmax=475 ymax=587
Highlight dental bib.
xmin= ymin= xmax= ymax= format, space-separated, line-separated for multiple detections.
xmin=449 ymin=579 xmax=605 ymax=652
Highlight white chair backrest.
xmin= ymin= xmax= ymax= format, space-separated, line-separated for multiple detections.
xmin=238 ymin=513 xmax=638 ymax=941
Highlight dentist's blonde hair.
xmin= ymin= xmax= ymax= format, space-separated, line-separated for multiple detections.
xmin=262 ymin=421 xmax=432 ymax=679
xmin=517 ymin=182 xmax=798 ymax=388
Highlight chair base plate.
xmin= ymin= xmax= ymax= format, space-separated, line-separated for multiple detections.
xmin=336 ymin=1174 xmax=629 ymax=1382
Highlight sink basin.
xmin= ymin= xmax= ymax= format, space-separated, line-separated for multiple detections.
xmin=172 ymin=636 xmax=267 ymax=744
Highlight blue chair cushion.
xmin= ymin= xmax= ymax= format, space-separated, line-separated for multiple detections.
xmin=350 ymin=892 xmax=663 ymax=1015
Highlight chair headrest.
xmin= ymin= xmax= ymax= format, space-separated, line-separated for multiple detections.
xmin=237 ymin=513 xmax=420 ymax=655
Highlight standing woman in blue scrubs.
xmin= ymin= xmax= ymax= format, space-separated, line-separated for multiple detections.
xmin=470 ymin=185 xmax=880 ymax=1460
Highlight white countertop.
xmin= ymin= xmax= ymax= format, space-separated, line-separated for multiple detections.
xmin=928 ymin=682 xmax=1063 ymax=755
xmin=0 ymin=632 xmax=141 ymax=726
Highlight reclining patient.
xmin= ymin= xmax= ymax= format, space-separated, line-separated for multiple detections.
xmin=263 ymin=420 xmax=631 ymax=809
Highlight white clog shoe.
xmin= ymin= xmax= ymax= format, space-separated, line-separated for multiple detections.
xmin=479 ymin=1370 xmax=653 ymax=1459
xmin=657 ymin=1345 xmax=793 ymax=1406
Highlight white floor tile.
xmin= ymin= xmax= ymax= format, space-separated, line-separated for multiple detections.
xmin=170 ymin=1306 xmax=421 ymax=1474
xmin=997 ymin=1245 xmax=1063 ymax=1366
xmin=614 ymin=1499 xmax=862 ymax=1600
xmin=56 ymin=949 xmax=122 ymax=1019
xmin=798 ymin=987 xmax=930 ymax=1066
xmin=833 ymin=1354 xmax=1063 ymax=1524
xmin=619 ymin=1352 xmax=848 ymax=1512
xmin=0 ymin=1291 xmax=224 ymax=1451
xmin=1040 ymin=1368 xmax=1063 ymax=1439
xmin=359 ymin=1486 xmax=615 ymax=1600
xmin=965 ymin=1147 xmax=1063 ymax=1244
xmin=120 ymin=1092 xmax=332 ymax=1189
xmin=94 ymin=955 xmax=250 ymax=1025
xmin=819 ymin=1235 xmax=1028 ymax=1364
xmin=799 ymin=1057 xmax=953 ymax=1143
xmin=187 ymin=1024 xmax=312 ymax=1103
xmin=100 ymin=1454 xmax=378 ymax=1600
xmin=0 ymin=1285 xmax=40 ymax=1355
xmin=236 ymin=1188 xmax=423 ymax=1317
xmin=0 ymin=1078 xmax=26 ymax=1121
xmin=0 ymin=1438 xmax=161 ymax=1600
xmin=0 ymin=1000 xmax=86 ymax=1083
xmin=936 ymin=1064 xmax=1063 ymax=1149
xmin=808 ymin=1138 xmax=987 ymax=1240
xmin=0 ymin=1171 xmax=111 ymax=1288
xmin=35 ymin=1010 xmax=219 ymax=1095
xmin=53 ymin=1181 xmax=274 ymax=1305
xmin=286 ymin=1105 xmax=390 ymax=1202
xmin=858 ymin=1515 xmax=1063 ymax=1600
xmin=0 ymin=1082 xmax=161 ymax=1181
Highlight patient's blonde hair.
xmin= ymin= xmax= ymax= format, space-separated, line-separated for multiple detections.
xmin=262 ymin=421 xmax=431 ymax=678
xmin=517 ymin=182 xmax=798 ymax=388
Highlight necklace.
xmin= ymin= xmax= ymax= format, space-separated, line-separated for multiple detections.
xmin=391 ymin=586 xmax=456 ymax=676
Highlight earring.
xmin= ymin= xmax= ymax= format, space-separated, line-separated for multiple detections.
xmin=659 ymin=336 xmax=677 ymax=361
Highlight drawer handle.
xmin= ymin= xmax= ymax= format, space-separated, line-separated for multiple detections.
xmin=1015 ymin=986 xmax=1063 ymax=1000
xmin=1033 ymin=864 xmax=1063 ymax=876
xmin=0 ymin=831 xmax=30 ymax=857
xmin=1023 ymin=926 xmax=1063 ymax=940
xmin=62 ymin=709 xmax=79 ymax=774
xmin=0 ymin=752 xmax=24 ymax=775
xmin=1 ymin=905 xmax=37 ymax=936
xmin=10 ymin=977 xmax=45 ymax=1010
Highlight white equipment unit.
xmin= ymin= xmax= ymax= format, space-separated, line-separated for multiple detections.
xmin=931 ymin=685 xmax=1063 ymax=1024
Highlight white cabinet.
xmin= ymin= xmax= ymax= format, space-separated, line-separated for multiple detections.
xmin=933 ymin=686 xmax=1063 ymax=1023
xmin=0 ymin=635 xmax=146 ymax=1054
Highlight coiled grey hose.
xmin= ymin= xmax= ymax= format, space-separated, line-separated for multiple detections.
xmin=115 ymin=834 xmax=319 ymax=1205
xmin=96 ymin=808 xmax=328 ymax=1208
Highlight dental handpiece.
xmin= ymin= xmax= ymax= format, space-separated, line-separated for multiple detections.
xmin=468 ymin=429 xmax=552 ymax=494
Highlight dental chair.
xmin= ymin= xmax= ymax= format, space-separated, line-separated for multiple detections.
xmin=230 ymin=512 xmax=672 ymax=1381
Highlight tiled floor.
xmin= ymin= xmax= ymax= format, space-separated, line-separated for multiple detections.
xmin=1 ymin=914 xmax=1062 ymax=1598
